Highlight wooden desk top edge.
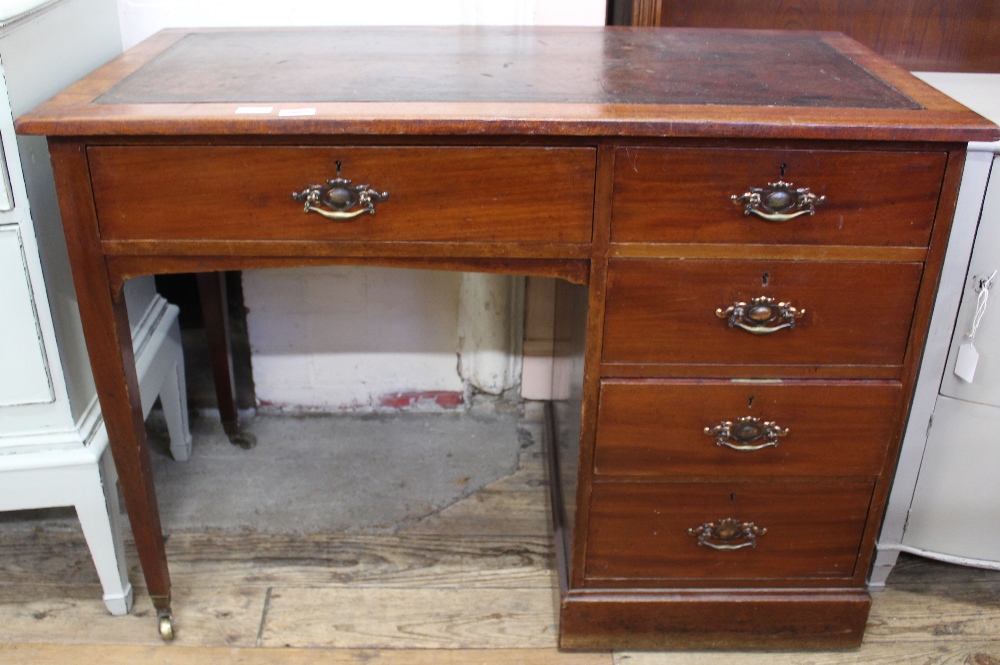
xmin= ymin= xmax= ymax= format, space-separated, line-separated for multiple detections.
xmin=15 ymin=27 xmax=999 ymax=143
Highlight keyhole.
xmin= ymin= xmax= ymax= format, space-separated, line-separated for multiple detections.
xmin=762 ymin=272 xmax=769 ymax=287
xmin=748 ymin=395 xmax=755 ymax=409
xmin=780 ymin=163 xmax=787 ymax=178
xmin=730 ymin=493 xmax=736 ymax=503
xmin=335 ymin=160 xmax=342 ymax=176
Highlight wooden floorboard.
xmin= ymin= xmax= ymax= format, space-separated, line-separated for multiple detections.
xmin=865 ymin=586 xmax=1000 ymax=642
xmin=260 ymin=587 xmax=561 ymax=649
xmin=0 ymin=644 xmax=614 ymax=665
xmin=1 ymin=412 xmax=999 ymax=663
xmin=614 ymin=642 xmax=1000 ymax=664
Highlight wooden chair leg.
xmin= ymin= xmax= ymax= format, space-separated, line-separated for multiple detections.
xmin=196 ymin=272 xmax=255 ymax=449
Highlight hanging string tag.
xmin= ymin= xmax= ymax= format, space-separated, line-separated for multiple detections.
xmin=955 ymin=270 xmax=996 ymax=383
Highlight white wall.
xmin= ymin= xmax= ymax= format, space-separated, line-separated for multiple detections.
xmin=118 ymin=0 xmax=604 ymax=49
xmin=115 ymin=0 xmax=604 ymax=411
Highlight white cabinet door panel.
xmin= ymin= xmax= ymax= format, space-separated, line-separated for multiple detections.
xmin=940 ymin=155 xmax=1000 ymax=407
xmin=0 ymin=225 xmax=52 ymax=406
xmin=902 ymin=395 xmax=1000 ymax=562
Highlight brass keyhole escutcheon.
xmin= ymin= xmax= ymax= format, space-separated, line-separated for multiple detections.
xmin=747 ymin=304 xmax=774 ymax=322
xmin=715 ymin=522 xmax=741 ymax=540
xmin=765 ymin=189 xmax=794 ymax=211
xmin=325 ymin=187 xmax=353 ymax=209
xmin=731 ymin=419 xmax=763 ymax=440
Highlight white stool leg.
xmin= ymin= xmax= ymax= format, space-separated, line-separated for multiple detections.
xmin=75 ymin=449 xmax=133 ymax=615
xmin=161 ymin=317 xmax=193 ymax=462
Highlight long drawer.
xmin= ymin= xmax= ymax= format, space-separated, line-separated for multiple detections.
xmin=585 ymin=480 xmax=874 ymax=584
xmin=611 ymin=147 xmax=946 ymax=247
xmin=88 ymin=146 xmax=597 ymax=243
xmin=602 ymin=259 xmax=923 ymax=367
xmin=595 ymin=379 xmax=902 ymax=478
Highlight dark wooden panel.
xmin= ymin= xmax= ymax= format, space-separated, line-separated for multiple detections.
xmin=602 ymin=259 xmax=923 ymax=367
xmin=595 ymin=379 xmax=902 ymax=477
xmin=585 ymin=479 xmax=874 ymax=582
xmin=654 ymin=0 xmax=1000 ymax=73
xmin=88 ymin=146 xmax=596 ymax=243
xmin=611 ymin=147 xmax=946 ymax=246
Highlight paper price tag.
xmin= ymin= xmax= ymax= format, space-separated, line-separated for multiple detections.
xmin=278 ymin=108 xmax=316 ymax=117
xmin=955 ymin=341 xmax=979 ymax=383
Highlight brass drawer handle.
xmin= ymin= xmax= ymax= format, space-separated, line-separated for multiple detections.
xmin=716 ymin=296 xmax=804 ymax=334
xmin=704 ymin=415 xmax=788 ymax=451
xmin=732 ymin=180 xmax=825 ymax=222
xmin=688 ymin=518 xmax=767 ymax=550
xmin=293 ymin=177 xmax=388 ymax=220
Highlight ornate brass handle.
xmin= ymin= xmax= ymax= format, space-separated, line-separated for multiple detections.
xmin=687 ymin=518 xmax=767 ymax=550
xmin=716 ymin=296 xmax=804 ymax=334
xmin=292 ymin=177 xmax=388 ymax=220
xmin=704 ymin=416 xmax=788 ymax=451
xmin=732 ymin=180 xmax=825 ymax=222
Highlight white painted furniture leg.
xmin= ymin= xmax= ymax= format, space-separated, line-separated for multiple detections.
xmin=0 ymin=298 xmax=190 ymax=615
xmin=135 ymin=304 xmax=192 ymax=461
xmin=158 ymin=316 xmax=192 ymax=461
xmin=76 ymin=442 xmax=134 ymax=615
xmin=0 ymin=432 xmax=131 ymax=615
xmin=868 ymin=547 xmax=902 ymax=589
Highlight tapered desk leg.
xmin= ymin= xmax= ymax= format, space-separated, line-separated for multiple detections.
xmin=197 ymin=272 xmax=256 ymax=449
xmin=48 ymin=140 xmax=174 ymax=639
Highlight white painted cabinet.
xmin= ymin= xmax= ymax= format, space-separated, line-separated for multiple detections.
xmin=872 ymin=73 xmax=1000 ymax=585
xmin=0 ymin=225 xmax=52 ymax=408
xmin=0 ymin=0 xmax=191 ymax=614
xmin=0 ymin=0 xmax=123 ymax=450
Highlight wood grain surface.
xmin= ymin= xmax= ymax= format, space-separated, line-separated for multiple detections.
xmin=0 ymin=645 xmax=613 ymax=665
xmin=88 ymin=146 xmax=596 ymax=243
xmin=47 ymin=140 xmax=173 ymax=611
xmin=585 ymin=480 xmax=873 ymax=582
xmin=654 ymin=0 xmax=1000 ymax=73
xmin=602 ymin=259 xmax=923 ymax=367
xmin=560 ymin=588 xmax=871 ymax=649
xmin=594 ymin=379 xmax=902 ymax=478
xmin=611 ymin=147 xmax=946 ymax=247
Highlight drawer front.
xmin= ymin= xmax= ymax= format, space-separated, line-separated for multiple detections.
xmin=602 ymin=259 xmax=922 ymax=367
xmin=89 ymin=146 xmax=596 ymax=243
xmin=611 ymin=147 xmax=946 ymax=246
xmin=595 ymin=380 xmax=902 ymax=478
xmin=585 ymin=480 xmax=873 ymax=583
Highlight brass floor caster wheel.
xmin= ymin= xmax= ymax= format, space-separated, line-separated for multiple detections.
xmin=157 ymin=611 xmax=175 ymax=641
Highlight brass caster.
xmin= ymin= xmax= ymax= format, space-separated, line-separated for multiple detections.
xmin=228 ymin=431 xmax=257 ymax=450
xmin=158 ymin=612 xmax=175 ymax=641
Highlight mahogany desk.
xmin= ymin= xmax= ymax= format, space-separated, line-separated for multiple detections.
xmin=16 ymin=27 xmax=998 ymax=648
